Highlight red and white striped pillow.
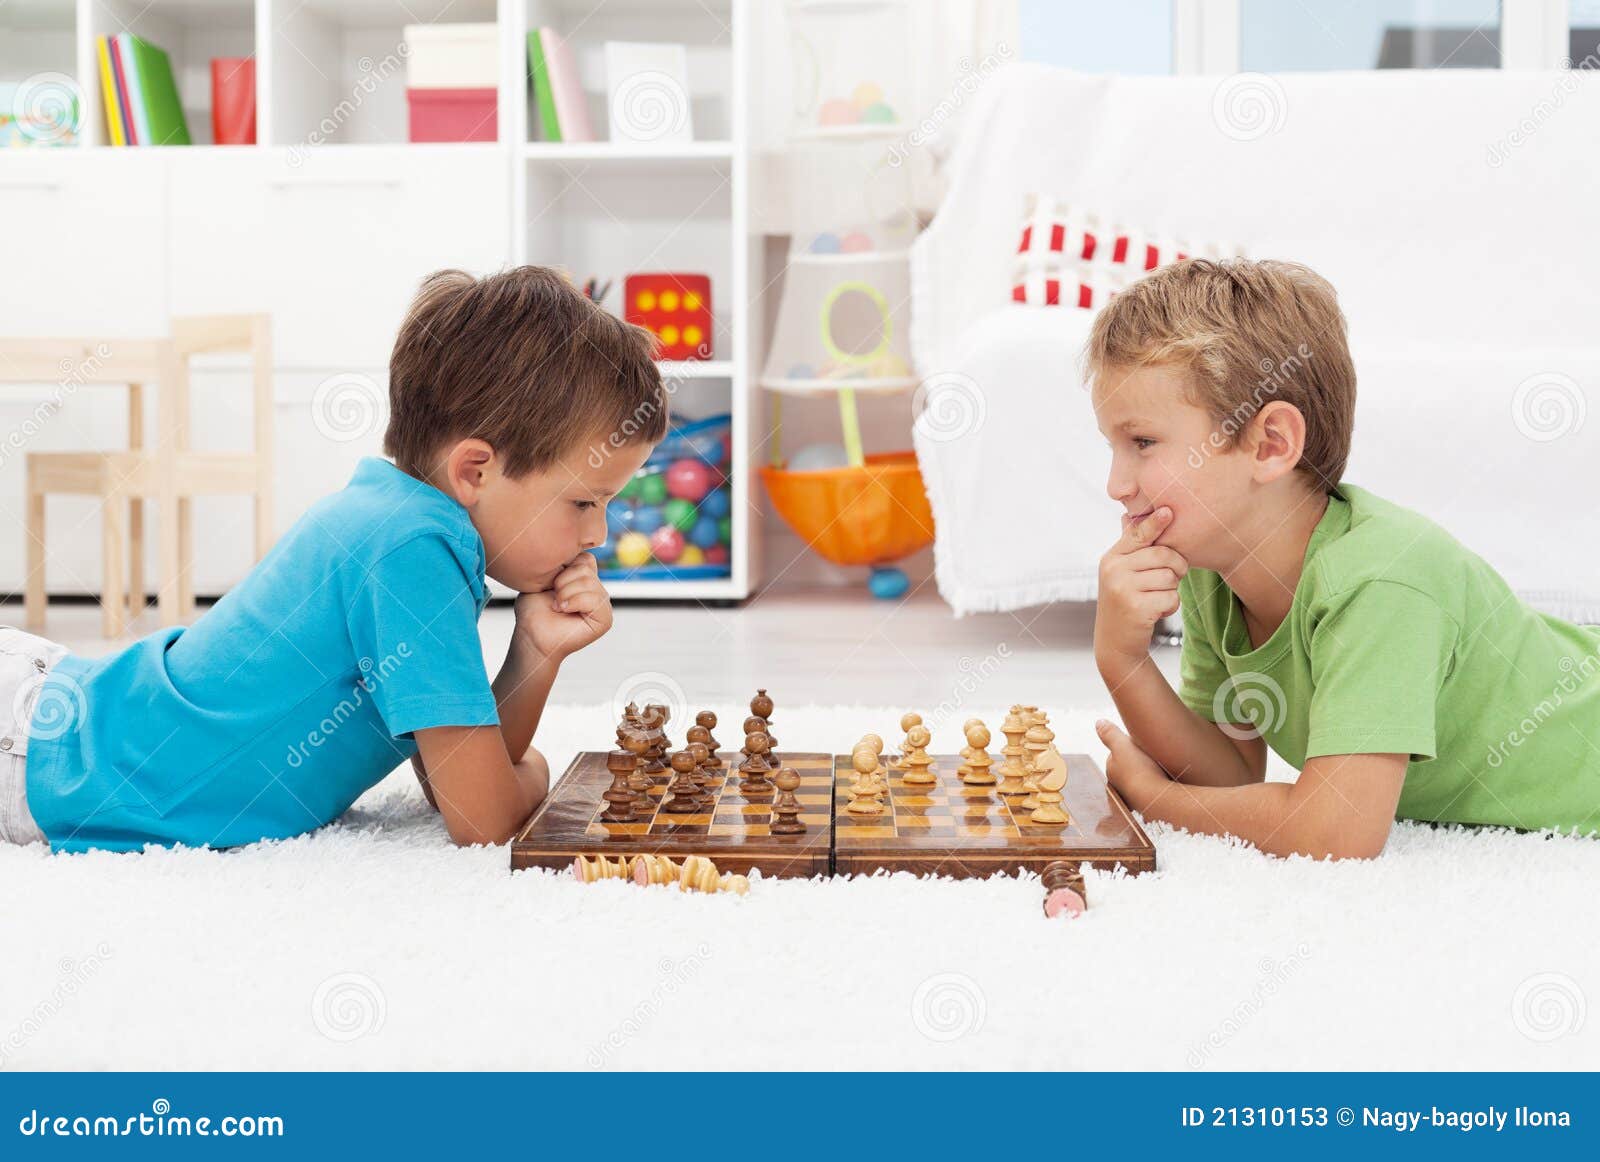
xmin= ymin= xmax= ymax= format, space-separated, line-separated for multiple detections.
xmin=1010 ymin=195 xmax=1245 ymax=309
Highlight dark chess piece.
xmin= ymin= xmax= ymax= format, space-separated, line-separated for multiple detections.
xmin=751 ymin=688 xmax=774 ymax=723
xmin=1041 ymin=859 xmax=1087 ymax=919
xmin=770 ymin=767 xmax=805 ymax=835
xmin=694 ymin=710 xmax=723 ymax=764
xmin=686 ymin=723 xmax=717 ymax=770
xmin=739 ymin=731 xmax=773 ymax=795
xmin=601 ymin=750 xmax=637 ymax=822
xmin=645 ymin=702 xmax=673 ymax=751
xmin=663 ymin=750 xmax=702 ymax=814
xmin=640 ymin=706 xmax=669 ymax=774
xmin=620 ymin=726 xmax=652 ymax=800
xmin=687 ymin=740 xmax=715 ymax=809
xmin=616 ymin=702 xmax=640 ymax=748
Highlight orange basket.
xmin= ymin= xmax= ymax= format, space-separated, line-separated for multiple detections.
xmin=759 ymin=452 xmax=935 ymax=567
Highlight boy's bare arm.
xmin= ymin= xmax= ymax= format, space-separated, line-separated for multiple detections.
xmin=1095 ymin=508 xmax=1265 ymax=786
xmin=1098 ymin=721 xmax=1405 ymax=859
xmin=413 ymin=725 xmax=550 ymax=846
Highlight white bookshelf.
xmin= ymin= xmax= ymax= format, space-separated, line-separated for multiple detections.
xmin=0 ymin=0 xmax=761 ymax=603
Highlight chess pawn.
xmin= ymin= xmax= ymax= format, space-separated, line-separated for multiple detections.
xmin=1041 ymin=859 xmax=1087 ymax=918
xmin=751 ymin=688 xmax=774 ymax=722
xmin=770 ymin=767 xmax=806 ymax=835
xmin=741 ymin=713 xmax=776 ymax=754
xmin=739 ymin=732 xmax=774 ymax=794
xmin=686 ymin=723 xmax=718 ymax=770
xmin=890 ymin=712 xmax=923 ymax=769
xmin=663 ymin=750 xmax=702 ymax=813
xmin=601 ymin=750 xmax=637 ymax=822
xmin=687 ymin=740 xmax=716 ymax=809
xmin=956 ymin=717 xmax=983 ymax=777
xmin=631 ymin=854 xmax=682 ymax=885
xmin=860 ymin=733 xmax=884 ymax=758
xmin=846 ymin=748 xmax=885 ymax=816
xmin=901 ymin=724 xmax=937 ymax=785
xmin=962 ymin=722 xmax=997 ymax=785
xmin=645 ymin=702 xmax=673 ymax=751
xmin=694 ymin=710 xmax=723 ymax=762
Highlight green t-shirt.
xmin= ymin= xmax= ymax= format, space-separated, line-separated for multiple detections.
xmin=1178 ymin=484 xmax=1600 ymax=836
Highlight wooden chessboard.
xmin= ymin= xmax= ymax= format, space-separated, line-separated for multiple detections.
xmin=831 ymin=753 xmax=1156 ymax=878
xmin=510 ymin=750 xmax=834 ymax=879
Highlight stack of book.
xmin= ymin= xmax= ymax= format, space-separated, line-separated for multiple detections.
xmin=96 ymin=34 xmax=190 ymax=146
xmin=527 ymin=28 xmax=594 ymax=143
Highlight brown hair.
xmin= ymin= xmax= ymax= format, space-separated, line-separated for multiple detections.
xmin=385 ymin=265 xmax=668 ymax=478
xmin=1085 ymin=258 xmax=1356 ymax=490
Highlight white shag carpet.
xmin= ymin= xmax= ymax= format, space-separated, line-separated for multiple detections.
xmin=2 ymin=703 xmax=1597 ymax=1071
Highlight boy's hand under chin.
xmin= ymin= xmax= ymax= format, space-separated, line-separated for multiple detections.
xmin=1094 ymin=506 xmax=1188 ymax=674
xmin=513 ymin=552 xmax=614 ymax=659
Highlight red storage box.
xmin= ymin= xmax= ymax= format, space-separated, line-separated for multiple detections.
xmin=406 ymin=87 xmax=497 ymax=143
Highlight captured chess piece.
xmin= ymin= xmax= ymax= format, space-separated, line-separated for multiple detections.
xmin=1041 ymin=859 xmax=1087 ymax=918
xmin=846 ymin=748 xmax=885 ymax=816
xmin=572 ymin=854 xmax=632 ymax=882
xmin=678 ymin=854 xmax=750 ymax=895
xmin=901 ymin=724 xmax=937 ymax=785
xmin=739 ymin=731 xmax=774 ymax=794
xmin=771 ymin=767 xmax=806 ymax=834
xmin=601 ymin=750 xmax=637 ymax=822
xmin=962 ymin=721 xmax=996 ymax=785
xmin=694 ymin=710 xmax=724 ymax=766
xmin=890 ymin=712 xmax=923 ymax=769
xmin=631 ymin=854 xmax=681 ymax=885
xmin=663 ymin=750 xmax=702 ymax=813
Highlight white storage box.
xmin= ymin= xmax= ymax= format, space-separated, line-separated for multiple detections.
xmin=403 ymin=24 xmax=500 ymax=89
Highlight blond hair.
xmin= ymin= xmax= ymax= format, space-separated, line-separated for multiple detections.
xmin=1085 ymin=258 xmax=1356 ymax=490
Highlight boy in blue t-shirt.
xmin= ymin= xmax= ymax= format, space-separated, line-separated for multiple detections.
xmin=0 ymin=266 xmax=667 ymax=853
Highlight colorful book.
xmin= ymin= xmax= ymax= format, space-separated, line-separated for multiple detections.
xmin=116 ymin=34 xmax=151 ymax=146
xmin=539 ymin=27 xmax=594 ymax=143
xmin=124 ymin=34 xmax=190 ymax=145
xmin=527 ymin=30 xmax=562 ymax=142
xmin=108 ymin=36 xmax=137 ymax=144
xmin=96 ymin=37 xmax=126 ymax=146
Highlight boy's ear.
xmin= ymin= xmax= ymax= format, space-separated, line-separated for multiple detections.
xmin=439 ymin=438 xmax=498 ymax=505
xmin=1245 ymin=400 xmax=1307 ymax=485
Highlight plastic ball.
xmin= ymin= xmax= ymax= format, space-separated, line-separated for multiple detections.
xmin=664 ymin=497 xmax=698 ymax=532
xmin=605 ymin=500 xmax=632 ymax=535
xmin=665 ymin=457 xmax=715 ymax=502
xmin=787 ymin=362 xmax=816 ymax=381
xmin=839 ymin=231 xmax=874 ymax=253
xmin=704 ymin=544 xmax=729 ymax=566
xmin=808 ymin=232 xmax=842 ymax=255
xmin=869 ymin=566 xmax=910 ymax=600
xmin=861 ymin=101 xmax=896 ymax=124
xmin=636 ymin=473 xmax=668 ymax=506
xmin=678 ymin=545 xmax=706 ymax=566
xmin=819 ymin=99 xmax=857 ymax=126
xmin=717 ymin=516 xmax=732 ymax=543
xmin=700 ymin=487 xmax=731 ymax=519
xmin=852 ymin=81 xmax=885 ymax=109
xmin=615 ymin=531 xmax=652 ymax=568
xmin=597 ymin=531 xmax=616 ymax=562
xmin=631 ymin=504 xmax=665 ymax=535
xmin=689 ymin=514 xmax=722 ymax=550
xmin=720 ymin=434 xmax=733 ymax=465
xmin=618 ymin=475 xmax=642 ymax=501
xmin=788 ymin=443 xmax=850 ymax=472
xmin=649 ymin=525 xmax=685 ymax=564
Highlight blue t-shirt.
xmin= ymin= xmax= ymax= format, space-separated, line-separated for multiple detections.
xmin=26 ymin=458 xmax=500 ymax=853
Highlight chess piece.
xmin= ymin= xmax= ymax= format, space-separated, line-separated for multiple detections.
xmin=890 ymin=712 xmax=923 ymax=768
xmin=687 ymin=739 xmax=716 ymax=809
xmin=1029 ymin=732 xmax=1071 ymax=826
xmin=995 ymin=709 xmax=1029 ymax=795
xmin=846 ymin=748 xmax=885 ymax=816
xmin=751 ymin=688 xmax=774 ymax=723
xmin=616 ymin=702 xmax=640 ymax=748
xmin=572 ymin=854 xmax=631 ymax=882
xmin=1020 ymin=723 xmax=1050 ymax=810
xmin=771 ymin=767 xmax=806 ymax=834
xmin=631 ymin=854 xmax=682 ymax=885
xmin=601 ymin=750 xmax=636 ymax=822
xmin=962 ymin=721 xmax=996 ymax=785
xmin=1041 ymin=859 xmax=1087 ymax=918
xmin=678 ymin=854 xmax=748 ymax=895
xmin=956 ymin=717 xmax=982 ymax=777
xmin=860 ymin=733 xmax=884 ymax=759
xmin=686 ymin=723 xmax=717 ymax=770
xmin=663 ymin=750 xmax=702 ymax=813
xmin=645 ymin=702 xmax=673 ymax=751
xmin=901 ymin=724 xmax=937 ymax=785
xmin=620 ymin=725 xmax=653 ymax=800
xmin=694 ymin=710 xmax=723 ymax=764
xmin=639 ymin=706 xmax=669 ymax=774
xmin=739 ymin=731 xmax=773 ymax=794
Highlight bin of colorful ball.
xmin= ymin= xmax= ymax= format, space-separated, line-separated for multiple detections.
xmin=598 ymin=414 xmax=734 ymax=580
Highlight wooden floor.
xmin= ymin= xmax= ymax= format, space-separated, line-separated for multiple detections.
xmin=7 ymin=586 xmax=1183 ymax=708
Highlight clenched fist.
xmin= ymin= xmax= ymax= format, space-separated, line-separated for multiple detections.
xmin=1094 ymin=507 xmax=1188 ymax=674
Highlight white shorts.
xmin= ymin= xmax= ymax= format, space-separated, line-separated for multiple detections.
xmin=0 ymin=626 xmax=72 ymax=846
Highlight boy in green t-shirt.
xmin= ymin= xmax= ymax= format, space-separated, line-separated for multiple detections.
xmin=1088 ymin=258 xmax=1600 ymax=859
